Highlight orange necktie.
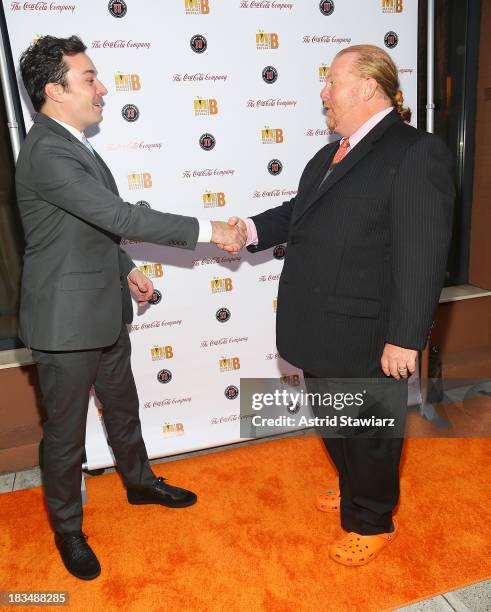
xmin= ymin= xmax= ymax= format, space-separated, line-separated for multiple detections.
xmin=331 ymin=138 xmax=350 ymax=166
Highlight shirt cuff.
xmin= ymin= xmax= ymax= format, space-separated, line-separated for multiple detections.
xmin=197 ymin=219 xmax=213 ymax=243
xmin=245 ymin=218 xmax=259 ymax=246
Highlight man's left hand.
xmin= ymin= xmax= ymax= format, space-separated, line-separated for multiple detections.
xmin=128 ymin=268 xmax=154 ymax=303
xmin=381 ymin=343 xmax=417 ymax=379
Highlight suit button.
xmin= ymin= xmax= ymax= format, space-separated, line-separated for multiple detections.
xmin=313 ymin=287 xmax=320 ymax=294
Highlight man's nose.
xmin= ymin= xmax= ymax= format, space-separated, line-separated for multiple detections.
xmin=96 ymin=80 xmax=108 ymax=96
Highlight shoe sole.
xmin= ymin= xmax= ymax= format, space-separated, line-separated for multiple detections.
xmin=127 ymin=497 xmax=197 ymax=508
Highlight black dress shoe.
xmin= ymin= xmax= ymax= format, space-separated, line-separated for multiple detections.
xmin=127 ymin=476 xmax=197 ymax=508
xmin=54 ymin=531 xmax=101 ymax=580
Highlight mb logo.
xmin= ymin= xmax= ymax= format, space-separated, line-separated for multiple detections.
xmin=382 ymin=0 xmax=403 ymax=12
xmin=184 ymin=0 xmax=210 ymax=14
xmin=280 ymin=374 xmax=300 ymax=387
xmin=151 ymin=346 xmax=174 ymax=361
xmin=162 ymin=422 xmax=184 ymax=436
xmin=194 ymin=98 xmax=218 ymax=115
xmin=211 ymin=278 xmax=233 ymax=293
xmin=128 ymin=172 xmax=152 ymax=190
xmin=114 ymin=73 xmax=141 ymax=92
xmin=256 ymin=32 xmax=279 ymax=49
xmin=219 ymin=357 xmax=241 ymax=372
xmin=319 ymin=65 xmax=330 ymax=82
xmin=203 ymin=192 xmax=226 ymax=208
xmin=261 ymin=128 xmax=284 ymax=144
xmin=138 ymin=262 xmax=164 ymax=278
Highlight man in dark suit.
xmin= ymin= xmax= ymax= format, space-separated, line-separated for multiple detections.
xmin=16 ymin=35 xmax=244 ymax=580
xmin=231 ymin=45 xmax=454 ymax=565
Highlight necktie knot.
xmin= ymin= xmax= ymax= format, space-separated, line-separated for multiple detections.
xmin=82 ymin=134 xmax=96 ymax=156
xmin=331 ymin=137 xmax=350 ymax=166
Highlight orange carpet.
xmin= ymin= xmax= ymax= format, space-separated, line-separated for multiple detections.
xmin=0 ymin=436 xmax=490 ymax=612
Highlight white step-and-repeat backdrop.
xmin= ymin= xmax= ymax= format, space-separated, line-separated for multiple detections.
xmin=3 ymin=0 xmax=417 ymax=468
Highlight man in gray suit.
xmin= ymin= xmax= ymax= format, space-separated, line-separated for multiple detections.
xmin=16 ymin=35 xmax=244 ymax=580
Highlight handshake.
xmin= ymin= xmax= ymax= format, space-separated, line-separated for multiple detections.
xmin=211 ymin=217 xmax=247 ymax=253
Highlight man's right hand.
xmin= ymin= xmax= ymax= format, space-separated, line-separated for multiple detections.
xmin=211 ymin=219 xmax=247 ymax=253
xmin=227 ymin=216 xmax=247 ymax=237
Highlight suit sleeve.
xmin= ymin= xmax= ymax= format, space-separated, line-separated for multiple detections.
xmin=26 ymin=137 xmax=199 ymax=250
xmin=387 ymin=134 xmax=455 ymax=349
xmin=247 ymin=198 xmax=295 ymax=253
xmin=246 ymin=149 xmax=327 ymax=252
xmin=119 ymin=247 xmax=136 ymax=277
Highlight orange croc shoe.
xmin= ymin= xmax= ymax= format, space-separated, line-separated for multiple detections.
xmin=329 ymin=521 xmax=398 ymax=566
xmin=315 ymin=487 xmax=341 ymax=512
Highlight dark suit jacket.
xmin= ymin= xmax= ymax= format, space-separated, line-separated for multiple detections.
xmin=248 ymin=110 xmax=455 ymax=377
xmin=16 ymin=113 xmax=199 ymax=351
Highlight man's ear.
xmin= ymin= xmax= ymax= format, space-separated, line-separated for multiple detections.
xmin=44 ymin=82 xmax=65 ymax=103
xmin=362 ymin=78 xmax=378 ymax=101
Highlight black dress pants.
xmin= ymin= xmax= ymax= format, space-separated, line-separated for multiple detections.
xmin=32 ymin=323 xmax=155 ymax=533
xmin=304 ymin=371 xmax=405 ymax=535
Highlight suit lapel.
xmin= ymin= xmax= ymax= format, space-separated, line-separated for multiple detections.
xmin=92 ymin=150 xmax=119 ymax=195
xmin=33 ymin=113 xmax=118 ymax=194
xmin=293 ymin=109 xmax=400 ymax=225
xmin=305 ymin=144 xmax=338 ymax=202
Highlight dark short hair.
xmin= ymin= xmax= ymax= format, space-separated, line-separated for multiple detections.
xmin=19 ymin=35 xmax=87 ymax=112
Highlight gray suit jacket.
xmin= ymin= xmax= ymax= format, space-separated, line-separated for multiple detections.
xmin=16 ymin=113 xmax=199 ymax=351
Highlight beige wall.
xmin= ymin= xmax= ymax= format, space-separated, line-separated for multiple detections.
xmin=0 ymin=364 xmax=44 ymax=472
xmin=469 ymin=0 xmax=491 ymax=287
